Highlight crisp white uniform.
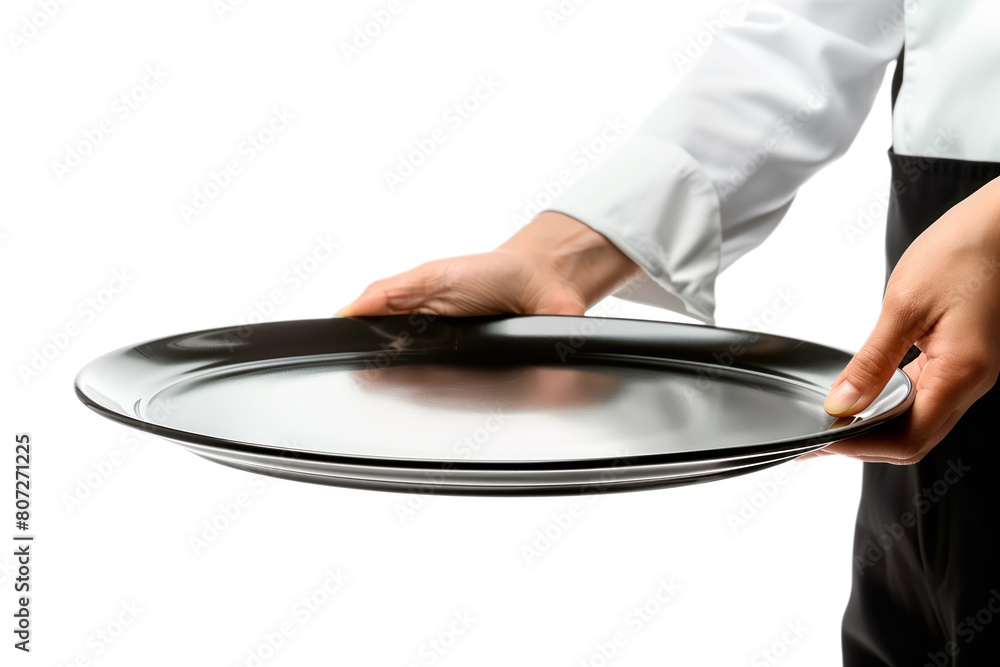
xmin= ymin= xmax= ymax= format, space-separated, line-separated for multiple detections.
xmin=544 ymin=0 xmax=1000 ymax=325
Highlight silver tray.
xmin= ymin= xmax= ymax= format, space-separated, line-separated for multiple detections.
xmin=74 ymin=315 xmax=914 ymax=495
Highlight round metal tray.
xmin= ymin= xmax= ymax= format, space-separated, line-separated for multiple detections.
xmin=74 ymin=315 xmax=914 ymax=495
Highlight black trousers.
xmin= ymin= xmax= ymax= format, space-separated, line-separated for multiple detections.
xmin=840 ymin=148 xmax=1000 ymax=665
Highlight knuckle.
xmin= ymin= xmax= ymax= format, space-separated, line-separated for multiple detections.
xmin=882 ymin=283 xmax=917 ymax=314
xmin=880 ymin=433 xmax=929 ymax=464
xmin=898 ymin=442 xmax=928 ymax=464
xmin=881 ymin=285 xmax=929 ymax=332
xmin=382 ymin=263 xmax=449 ymax=311
xmin=383 ymin=284 xmax=419 ymax=311
xmin=898 ymin=453 xmax=925 ymax=465
xmin=850 ymin=345 xmax=894 ymax=384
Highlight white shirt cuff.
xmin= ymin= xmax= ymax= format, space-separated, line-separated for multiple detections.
xmin=542 ymin=133 xmax=722 ymax=325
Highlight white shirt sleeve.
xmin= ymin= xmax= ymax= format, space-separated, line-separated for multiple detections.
xmin=542 ymin=0 xmax=904 ymax=325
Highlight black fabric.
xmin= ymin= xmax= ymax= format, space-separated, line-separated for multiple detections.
xmin=890 ymin=46 xmax=904 ymax=114
xmin=839 ymin=59 xmax=1000 ymax=666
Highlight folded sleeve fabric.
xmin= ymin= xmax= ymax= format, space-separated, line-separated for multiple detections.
xmin=542 ymin=0 xmax=905 ymax=325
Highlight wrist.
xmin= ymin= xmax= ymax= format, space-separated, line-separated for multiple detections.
xmin=497 ymin=210 xmax=644 ymax=309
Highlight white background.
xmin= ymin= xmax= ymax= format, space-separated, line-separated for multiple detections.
xmin=2 ymin=0 xmax=897 ymax=665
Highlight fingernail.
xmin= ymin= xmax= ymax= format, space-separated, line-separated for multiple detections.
xmin=824 ymin=379 xmax=862 ymax=415
xmin=334 ymin=304 xmax=353 ymax=316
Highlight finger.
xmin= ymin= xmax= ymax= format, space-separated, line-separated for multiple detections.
xmin=810 ymin=354 xmax=923 ymax=462
xmin=335 ymin=263 xmax=445 ymax=316
xmin=823 ymin=290 xmax=935 ymax=417
xmin=815 ymin=403 xmax=963 ymax=463
xmin=816 ymin=349 xmax=987 ymax=463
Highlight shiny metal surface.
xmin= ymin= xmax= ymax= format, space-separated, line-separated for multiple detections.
xmin=74 ymin=315 xmax=914 ymax=495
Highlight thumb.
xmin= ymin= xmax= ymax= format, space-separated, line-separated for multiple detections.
xmin=824 ymin=294 xmax=930 ymax=416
